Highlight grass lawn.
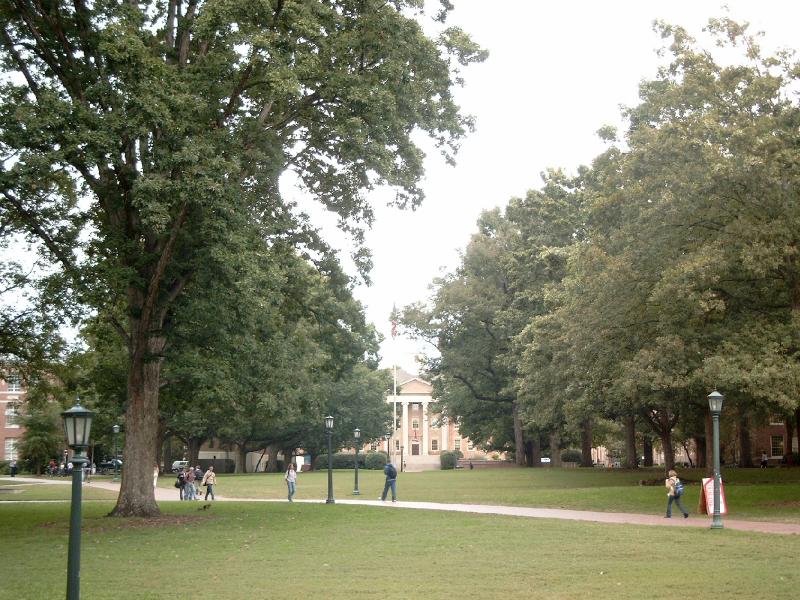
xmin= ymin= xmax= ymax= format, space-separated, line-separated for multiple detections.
xmin=0 ymin=499 xmax=797 ymax=599
xmin=0 ymin=481 xmax=119 ymax=502
xmin=177 ymin=467 xmax=800 ymax=523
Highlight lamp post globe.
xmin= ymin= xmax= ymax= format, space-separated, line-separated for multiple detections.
xmin=352 ymin=428 xmax=361 ymax=495
xmin=707 ymin=390 xmax=725 ymax=530
xmin=61 ymin=397 xmax=94 ymax=600
xmin=111 ymin=424 xmax=121 ymax=481
xmin=325 ymin=416 xmax=335 ymax=504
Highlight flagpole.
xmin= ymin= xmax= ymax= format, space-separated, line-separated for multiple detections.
xmin=391 ymin=306 xmax=398 ymax=467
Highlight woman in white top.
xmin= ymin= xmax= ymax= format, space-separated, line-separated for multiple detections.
xmin=285 ymin=463 xmax=297 ymax=502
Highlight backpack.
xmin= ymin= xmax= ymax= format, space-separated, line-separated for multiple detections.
xmin=385 ymin=464 xmax=397 ymax=479
xmin=674 ymin=479 xmax=684 ymax=497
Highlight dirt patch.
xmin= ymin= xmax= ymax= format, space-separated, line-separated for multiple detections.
xmin=760 ymin=500 xmax=800 ymax=509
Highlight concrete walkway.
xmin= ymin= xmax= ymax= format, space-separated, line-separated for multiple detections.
xmin=3 ymin=476 xmax=799 ymax=535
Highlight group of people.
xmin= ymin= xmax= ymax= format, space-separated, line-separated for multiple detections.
xmin=282 ymin=461 xmax=400 ymax=503
xmin=171 ymin=465 xmax=217 ymax=501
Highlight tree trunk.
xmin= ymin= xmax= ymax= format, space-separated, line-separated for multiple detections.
xmin=642 ymin=436 xmax=654 ymax=467
xmin=529 ymin=436 xmax=541 ymax=467
xmin=264 ymin=443 xmax=281 ymax=472
xmin=737 ymin=410 xmax=753 ymax=467
xmin=694 ymin=435 xmax=706 ymax=469
xmin=512 ymin=401 xmax=525 ymax=466
xmin=580 ymin=419 xmax=593 ymax=467
xmin=659 ymin=429 xmax=675 ymax=471
xmin=236 ymin=443 xmax=248 ymax=473
xmin=187 ymin=437 xmax=203 ymax=467
xmin=282 ymin=447 xmax=296 ymax=470
xmin=549 ymin=430 xmax=562 ymax=467
xmin=109 ymin=332 xmax=164 ymax=517
xmin=704 ymin=409 xmax=714 ymax=475
xmin=623 ymin=415 xmax=638 ymax=469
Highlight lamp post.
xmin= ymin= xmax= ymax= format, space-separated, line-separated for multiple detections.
xmin=352 ymin=428 xmax=361 ymax=495
xmin=386 ymin=428 xmax=393 ymax=466
xmin=400 ymin=445 xmax=404 ymax=473
xmin=112 ymin=424 xmax=120 ymax=481
xmin=61 ymin=398 xmax=94 ymax=600
xmin=708 ymin=390 xmax=724 ymax=530
xmin=325 ymin=415 xmax=335 ymax=504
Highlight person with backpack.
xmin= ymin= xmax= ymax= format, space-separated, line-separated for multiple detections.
xmin=194 ymin=466 xmax=203 ymax=496
xmin=665 ymin=469 xmax=688 ymax=518
xmin=380 ymin=462 xmax=398 ymax=502
xmin=201 ymin=465 xmax=216 ymax=501
xmin=176 ymin=467 xmax=186 ymax=500
xmin=285 ymin=462 xmax=297 ymax=502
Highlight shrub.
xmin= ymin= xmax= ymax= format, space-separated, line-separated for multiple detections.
xmin=440 ymin=451 xmax=460 ymax=470
xmin=313 ymin=453 xmax=368 ymax=470
xmin=0 ymin=460 xmax=8 ymax=475
xmin=364 ymin=451 xmax=387 ymax=470
xmin=561 ymin=449 xmax=582 ymax=463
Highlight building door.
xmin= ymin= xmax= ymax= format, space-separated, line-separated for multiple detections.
xmin=411 ymin=442 xmax=420 ymax=456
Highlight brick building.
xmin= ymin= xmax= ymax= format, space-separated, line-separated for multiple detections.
xmin=1 ymin=374 xmax=25 ymax=462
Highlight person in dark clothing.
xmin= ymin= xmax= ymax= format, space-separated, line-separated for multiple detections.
xmin=380 ymin=462 xmax=398 ymax=502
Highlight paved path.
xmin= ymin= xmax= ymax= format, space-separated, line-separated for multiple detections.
xmin=3 ymin=476 xmax=799 ymax=535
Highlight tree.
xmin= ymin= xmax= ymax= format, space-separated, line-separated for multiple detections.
xmin=1 ymin=1 xmax=483 ymax=515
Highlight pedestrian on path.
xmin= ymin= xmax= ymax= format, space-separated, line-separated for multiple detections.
xmin=665 ymin=469 xmax=688 ymax=518
xmin=201 ymin=465 xmax=216 ymax=500
xmin=184 ymin=465 xmax=196 ymax=500
xmin=285 ymin=462 xmax=297 ymax=501
xmin=10 ymin=460 xmax=17 ymax=477
xmin=176 ymin=467 xmax=186 ymax=500
xmin=153 ymin=463 xmax=159 ymax=489
xmin=380 ymin=462 xmax=398 ymax=502
xmin=193 ymin=466 xmax=203 ymax=496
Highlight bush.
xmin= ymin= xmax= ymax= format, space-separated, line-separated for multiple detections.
xmin=440 ymin=451 xmax=460 ymax=470
xmin=0 ymin=460 xmax=8 ymax=475
xmin=561 ymin=449 xmax=582 ymax=463
xmin=313 ymin=453 xmax=369 ymax=470
xmin=364 ymin=451 xmax=387 ymax=470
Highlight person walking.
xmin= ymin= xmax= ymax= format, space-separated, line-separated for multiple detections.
xmin=153 ymin=463 xmax=159 ymax=489
xmin=285 ymin=462 xmax=297 ymax=502
xmin=380 ymin=462 xmax=398 ymax=502
xmin=201 ymin=465 xmax=216 ymax=501
xmin=184 ymin=464 xmax=196 ymax=500
xmin=9 ymin=460 xmax=17 ymax=477
xmin=665 ymin=469 xmax=688 ymax=518
xmin=194 ymin=466 xmax=203 ymax=497
xmin=176 ymin=467 xmax=186 ymax=500
xmin=761 ymin=451 xmax=769 ymax=468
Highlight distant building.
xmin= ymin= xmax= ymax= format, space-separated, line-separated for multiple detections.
xmin=383 ymin=368 xmax=504 ymax=470
xmin=1 ymin=373 xmax=24 ymax=462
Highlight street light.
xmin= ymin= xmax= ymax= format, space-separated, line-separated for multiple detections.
xmin=352 ymin=428 xmax=361 ymax=495
xmin=386 ymin=427 xmax=393 ymax=466
xmin=708 ymin=390 xmax=724 ymax=530
xmin=325 ymin=415 xmax=335 ymax=504
xmin=61 ymin=397 xmax=94 ymax=600
xmin=112 ymin=424 xmax=120 ymax=481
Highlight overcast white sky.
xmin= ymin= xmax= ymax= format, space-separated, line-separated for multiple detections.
xmin=299 ymin=1 xmax=800 ymax=374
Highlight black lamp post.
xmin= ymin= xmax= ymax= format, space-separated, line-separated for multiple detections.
xmin=352 ymin=428 xmax=361 ymax=495
xmin=112 ymin=424 xmax=120 ymax=481
xmin=708 ymin=390 xmax=724 ymax=530
xmin=386 ymin=428 xmax=392 ymax=465
xmin=61 ymin=397 xmax=94 ymax=600
xmin=325 ymin=415 xmax=335 ymax=504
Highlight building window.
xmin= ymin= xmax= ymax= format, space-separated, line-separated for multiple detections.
xmin=771 ymin=435 xmax=784 ymax=458
xmin=412 ymin=418 xmax=419 ymax=430
xmin=468 ymin=440 xmax=474 ymax=451
xmin=454 ymin=439 xmax=461 ymax=451
xmin=370 ymin=442 xmax=377 ymax=451
xmin=4 ymin=438 xmax=18 ymax=460
xmin=431 ymin=439 xmax=439 ymax=451
xmin=5 ymin=404 xmax=20 ymax=427
xmin=6 ymin=375 xmax=22 ymax=392
xmin=395 ymin=440 xmax=400 ymax=451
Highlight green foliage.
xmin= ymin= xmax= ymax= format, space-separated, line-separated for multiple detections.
xmin=313 ymin=452 xmax=366 ymax=470
xmin=364 ymin=451 xmax=388 ymax=470
xmin=440 ymin=450 xmax=461 ymax=470
xmin=17 ymin=403 xmax=63 ymax=474
xmin=560 ymin=449 xmax=582 ymax=463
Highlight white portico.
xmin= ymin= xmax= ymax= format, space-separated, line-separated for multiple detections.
xmin=385 ymin=368 xmax=488 ymax=471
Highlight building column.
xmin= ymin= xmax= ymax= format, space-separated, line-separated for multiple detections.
xmin=422 ymin=401 xmax=429 ymax=456
xmin=402 ymin=400 xmax=409 ymax=461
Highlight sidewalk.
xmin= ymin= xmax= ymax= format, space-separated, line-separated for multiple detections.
xmin=3 ymin=476 xmax=799 ymax=535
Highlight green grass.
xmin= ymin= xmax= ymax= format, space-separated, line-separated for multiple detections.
xmin=0 ymin=500 xmax=797 ymax=599
xmin=179 ymin=467 xmax=800 ymax=523
xmin=0 ymin=482 xmax=118 ymax=502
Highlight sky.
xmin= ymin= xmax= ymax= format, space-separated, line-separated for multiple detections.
xmin=283 ymin=1 xmax=800 ymax=374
